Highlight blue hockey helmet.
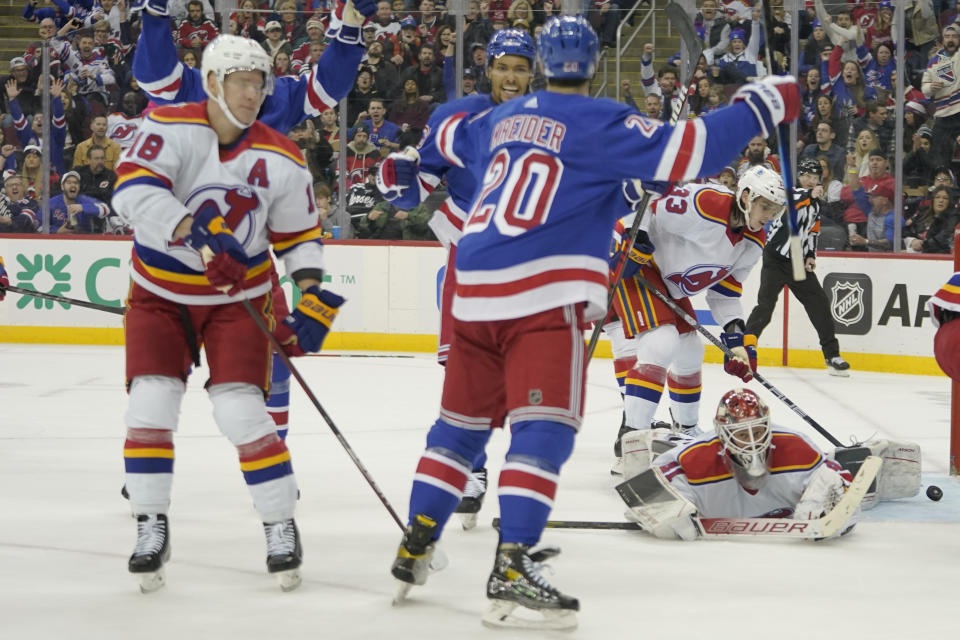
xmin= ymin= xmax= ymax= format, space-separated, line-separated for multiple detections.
xmin=486 ymin=28 xmax=536 ymax=66
xmin=536 ymin=16 xmax=598 ymax=80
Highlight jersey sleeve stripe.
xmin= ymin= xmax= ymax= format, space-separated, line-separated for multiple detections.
xmin=138 ymin=64 xmax=184 ymax=101
xmin=147 ymin=112 xmax=210 ymax=126
xmin=304 ymin=68 xmax=337 ymax=113
xmin=710 ymin=278 xmax=742 ymax=297
xmin=271 ymin=227 xmax=325 ymax=253
xmin=437 ymin=112 xmax=467 ymax=168
xmin=114 ymin=167 xmax=174 ymax=191
xmin=249 ymin=143 xmax=308 ymax=168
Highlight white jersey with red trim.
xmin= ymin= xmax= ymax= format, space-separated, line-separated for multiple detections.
xmin=112 ymin=102 xmax=324 ymax=306
xmin=622 ymin=183 xmax=766 ymax=330
xmin=654 ymin=427 xmax=852 ymax=518
xmin=107 ymin=112 xmax=144 ymax=149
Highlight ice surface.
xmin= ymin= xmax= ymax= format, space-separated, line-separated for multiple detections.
xmin=1 ymin=345 xmax=957 ymax=639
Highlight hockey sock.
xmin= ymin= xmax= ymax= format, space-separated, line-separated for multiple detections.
xmin=124 ymin=427 xmax=175 ymax=514
xmin=614 ymin=357 xmax=633 ymax=397
xmin=666 ymin=370 xmax=701 ymax=427
xmin=623 ymin=363 xmax=667 ymax=430
xmin=237 ymin=433 xmax=298 ymax=523
xmin=267 ymin=353 xmax=291 ymax=441
xmin=473 ymin=450 xmax=488 ymax=473
xmin=408 ymin=419 xmax=491 ymax=537
xmin=498 ymin=421 xmax=576 ymax=546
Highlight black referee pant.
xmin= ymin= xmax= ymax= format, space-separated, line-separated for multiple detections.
xmin=745 ymin=252 xmax=840 ymax=360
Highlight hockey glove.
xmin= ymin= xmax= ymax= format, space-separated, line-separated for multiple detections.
xmin=376 ymin=147 xmax=421 ymax=203
xmin=130 ymin=0 xmax=170 ymax=17
xmin=328 ymin=0 xmax=377 ymax=43
xmin=622 ymin=178 xmax=670 ymax=211
xmin=0 ymin=256 xmax=7 ymax=301
xmin=720 ymin=331 xmax=758 ymax=382
xmin=730 ymin=75 xmax=800 ymax=138
xmin=185 ymin=200 xmax=249 ymax=297
xmin=610 ymin=230 xmax=655 ymax=280
xmin=283 ymin=286 xmax=345 ymax=353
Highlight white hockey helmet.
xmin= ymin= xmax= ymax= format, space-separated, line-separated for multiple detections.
xmin=735 ymin=165 xmax=786 ymax=216
xmin=200 ymin=34 xmax=274 ymax=129
xmin=714 ymin=388 xmax=772 ymax=490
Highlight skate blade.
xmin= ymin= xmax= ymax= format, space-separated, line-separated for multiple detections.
xmin=275 ymin=568 xmax=302 ymax=592
xmin=457 ymin=512 xmax=479 ymax=530
xmin=482 ymin=600 xmax=578 ymax=631
xmin=392 ymin=580 xmax=413 ymax=606
xmin=827 ymin=368 xmax=851 ymax=378
xmin=428 ymin=547 xmax=449 ymax=572
xmin=136 ymin=568 xmax=166 ymax=594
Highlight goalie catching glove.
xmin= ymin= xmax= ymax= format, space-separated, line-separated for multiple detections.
xmin=185 ymin=201 xmax=248 ymax=296
xmin=720 ymin=323 xmax=757 ymax=382
xmin=282 ymin=286 xmax=345 ymax=354
xmin=376 ymin=147 xmax=421 ymax=203
xmin=730 ymin=75 xmax=800 ymax=138
xmin=327 ymin=0 xmax=378 ymax=44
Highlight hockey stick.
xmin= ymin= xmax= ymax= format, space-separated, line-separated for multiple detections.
xmin=491 ymin=455 xmax=879 ymax=539
xmin=759 ymin=0 xmax=805 ymax=282
xmin=237 ymin=296 xmax=406 ymax=531
xmin=633 ymin=274 xmax=843 ymax=447
xmin=2 ymin=284 xmax=126 ymax=316
xmin=584 ymin=1 xmax=703 ymax=363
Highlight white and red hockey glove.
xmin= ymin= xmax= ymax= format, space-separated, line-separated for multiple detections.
xmin=376 ymin=147 xmax=420 ymax=202
xmin=720 ymin=330 xmax=758 ymax=383
xmin=730 ymin=75 xmax=800 ymax=137
xmin=327 ymin=0 xmax=378 ymax=44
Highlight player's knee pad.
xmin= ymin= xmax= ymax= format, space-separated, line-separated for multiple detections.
xmin=633 ymin=324 xmax=682 ymax=368
xmin=209 ymin=382 xmax=276 ymax=446
xmin=425 ymin=419 xmax=492 ymax=468
xmin=506 ymin=421 xmax=577 ymax=472
xmin=671 ymin=332 xmax=705 ymax=374
xmin=125 ymin=375 xmax=185 ymax=431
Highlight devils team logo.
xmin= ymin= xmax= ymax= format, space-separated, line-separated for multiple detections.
xmin=168 ymin=185 xmax=262 ymax=258
xmin=824 ymin=273 xmax=872 ymax=335
xmin=666 ymin=265 xmax=731 ymax=296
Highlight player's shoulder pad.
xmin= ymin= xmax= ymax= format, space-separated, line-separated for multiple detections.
xmin=689 ymin=184 xmax=736 ymax=224
xmin=430 ymin=93 xmax=495 ymax=124
xmin=146 ymin=101 xmax=210 ymax=126
xmin=245 ymin=121 xmax=309 ymax=169
xmin=767 ymin=431 xmax=822 ymax=473
xmin=675 ymin=438 xmax=732 ymax=484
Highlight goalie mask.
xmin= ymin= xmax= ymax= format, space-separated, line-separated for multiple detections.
xmin=714 ymin=388 xmax=772 ymax=491
xmin=201 ymin=34 xmax=275 ymax=130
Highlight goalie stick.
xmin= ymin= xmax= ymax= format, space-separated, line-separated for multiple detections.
xmin=759 ymin=0 xmax=805 ymax=282
xmin=585 ymin=1 xmax=704 ymax=362
xmin=633 ymin=273 xmax=843 ymax=447
xmin=491 ymin=455 xmax=880 ymax=539
xmin=2 ymin=284 xmax=126 ymax=316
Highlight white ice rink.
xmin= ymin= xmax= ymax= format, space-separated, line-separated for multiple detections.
xmin=2 ymin=344 xmax=958 ymax=640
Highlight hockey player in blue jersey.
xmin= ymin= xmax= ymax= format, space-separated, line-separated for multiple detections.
xmin=131 ymin=0 xmax=375 ymax=442
xmin=388 ymin=15 xmax=800 ymax=630
xmin=377 ymin=27 xmax=536 ymax=531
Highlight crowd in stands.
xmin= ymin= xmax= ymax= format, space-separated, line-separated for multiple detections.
xmin=0 ymin=0 xmax=958 ymax=252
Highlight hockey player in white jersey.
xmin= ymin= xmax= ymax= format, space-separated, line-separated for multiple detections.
xmin=610 ymin=165 xmax=786 ymax=472
xmin=113 ymin=35 xmax=344 ymax=593
xmin=619 ymin=388 xmax=856 ymax=541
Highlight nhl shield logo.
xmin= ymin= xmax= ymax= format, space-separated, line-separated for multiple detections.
xmin=830 ymin=280 xmax=864 ymax=327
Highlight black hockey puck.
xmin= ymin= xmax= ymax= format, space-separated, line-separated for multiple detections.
xmin=926 ymin=485 xmax=943 ymax=502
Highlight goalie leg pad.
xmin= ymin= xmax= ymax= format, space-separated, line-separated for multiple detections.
xmin=864 ymin=439 xmax=922 ymax=500
xmin=620 ymin=427 xmax=679 ymax=479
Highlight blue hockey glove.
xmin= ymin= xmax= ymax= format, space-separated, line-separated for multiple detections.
xmin=622 ymin=179 xmax=670 ymax=210
xmin=720 ymin=331 xmax=758 ymax=382
xmin=130 ymin=0 xmax=169 ymax=17
xmin=184 ymin=200 xmax=248 ymax=296
xmin=376 ymin=147 xmax=420 ymax=202
xmin=283 ymin=286 xmax=346 ymax=353
xmin=610 ymin=230 xmax=655 ymax=280
xmin=0 ymin=256 xmax=8 ymax=301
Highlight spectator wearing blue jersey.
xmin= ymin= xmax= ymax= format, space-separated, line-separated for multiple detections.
xmin=49 ymin=171 xmax=110 ymax=234
xmin=4 ymin=77 xmax=67 ymax=176
xmin=352 ymin=97 xmax=401 ymax=152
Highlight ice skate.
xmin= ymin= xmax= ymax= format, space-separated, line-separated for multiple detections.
xmin=610 ymin=419 xmax=635 ymax=476
xmin=454 ymin=467 xmax=487 ymax=530
xmin=128 ymin=514 xmax=170 ymax=593
xmin=826 ymin=356 xmax=851 ymax=377
xmin=264 ymin=518 xmax=302 ymax=592
xmin=483 ymin=543 xmax=579 ymax=631
xmin=391 ymin=514 xmax=439 ymax=604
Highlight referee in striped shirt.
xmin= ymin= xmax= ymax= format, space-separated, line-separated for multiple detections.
xmin=746 ymin=158 xmax=851 ymax=376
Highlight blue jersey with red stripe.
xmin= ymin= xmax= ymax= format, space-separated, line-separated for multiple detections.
xmin=133 ymin=11 xmax=361 ymax=134
xmin=435 ymin=91 xmax=770 ymax=322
